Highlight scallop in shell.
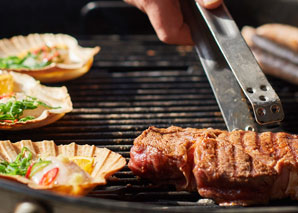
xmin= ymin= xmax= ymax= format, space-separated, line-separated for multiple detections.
xmin=0 ymin=140 xmax=126 ymax=196
xmin=0 ymin=71 xmax=72 ymax=130
xmin=0 ymin=33 xmax=100 ymax=82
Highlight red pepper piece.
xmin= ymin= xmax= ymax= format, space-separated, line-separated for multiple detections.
xmin=2 ymin=119 xmax=18 ymax=123
xmin=32 ymin=48 xmax=41 ymax=55
xmin=47 ymin=51 xmax=60 ymax=61
xmin=0 ymin=92 xmax=14 ymax=100
xmin=39 ymin=167 xmax=59 ymax=186
xmin=25 ymin=162 xmax=35 ymax=178
xmin=53 ymin=51 xmax=59 ymax=58
xmin=41 ymin=45 xmax=48 ymax=52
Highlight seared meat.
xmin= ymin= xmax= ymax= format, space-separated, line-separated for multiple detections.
xmin=129 ymin=126 xmax=204 ymax=190
xmin=128 ymin=126 xmax=298 ymax=206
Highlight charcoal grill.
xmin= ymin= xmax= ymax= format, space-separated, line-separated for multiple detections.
xmin=1 ymin=35 xmax=298 ymax=212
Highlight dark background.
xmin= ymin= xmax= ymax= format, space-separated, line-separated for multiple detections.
xmin=0 ymin=0 xmax=297 ymax=38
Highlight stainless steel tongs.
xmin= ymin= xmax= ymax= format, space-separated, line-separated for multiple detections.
xmin=181 ymin=0 xmax=284 ymax=132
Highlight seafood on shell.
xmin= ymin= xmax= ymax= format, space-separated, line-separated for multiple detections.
xmin=0 ymin=140 xmax=126 ymax=196
xmin=0 ymin=33 xmax=100 ymax=82
xmin=0 ymin=71 xmax=72 ymax=130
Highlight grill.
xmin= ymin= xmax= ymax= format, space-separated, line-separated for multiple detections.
xmin=1 ymin=35 xmax=298 ymax=213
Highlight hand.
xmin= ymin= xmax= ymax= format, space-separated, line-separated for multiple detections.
xmin=124 ymin=0 xmax=223 ymax=45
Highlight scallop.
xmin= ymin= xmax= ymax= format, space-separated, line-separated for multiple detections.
xmin=0 ymin=140 xmax=126 ymax=196
xmin=0 ymin=34 xmax=100 ymax=82
xmin=0 ymin=71 xmax=72 ymax=130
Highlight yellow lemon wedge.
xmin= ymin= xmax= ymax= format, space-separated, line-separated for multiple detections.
xmin=0 ymin=73 xmax=13 ymax=96
xmin=70 ymin=156 xmax=94 ymax=174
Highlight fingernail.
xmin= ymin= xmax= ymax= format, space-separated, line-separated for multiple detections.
xmin=203 ymin=0 xmax=219 ymax=6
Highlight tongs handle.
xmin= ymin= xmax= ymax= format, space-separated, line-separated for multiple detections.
xmin=181 ymin=0 xmax=284 ymax=131
xmin=196 ymin=2 xmax=284 ymax=125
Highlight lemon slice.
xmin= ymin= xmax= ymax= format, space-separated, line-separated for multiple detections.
xmin=0 ymin=73 xmax=13 ymax=96
xmin=70 ymin=156 xmax=94 ymax=174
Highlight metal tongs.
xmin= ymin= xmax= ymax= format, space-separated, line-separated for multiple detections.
xmin=181 ymin=0 xmax=284 ymax=132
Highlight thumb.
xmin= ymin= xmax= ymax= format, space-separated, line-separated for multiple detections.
xmin=196 ymin=0 xmax=222 ymax=9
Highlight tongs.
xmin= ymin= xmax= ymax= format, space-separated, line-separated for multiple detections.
xmin=181 ymin=0 xmax=284 ymax=132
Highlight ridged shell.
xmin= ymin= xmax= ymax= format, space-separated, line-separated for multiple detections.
xmin=0 ymin=71 xmax=72 ymax=130
xmin=0 ymin=33 xmax=100 ymax=82
xmin=0 ymin=140 xmax=126 ymax=196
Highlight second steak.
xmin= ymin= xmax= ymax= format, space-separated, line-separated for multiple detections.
xmin=128 ymin=126 xmax=298 ymax=206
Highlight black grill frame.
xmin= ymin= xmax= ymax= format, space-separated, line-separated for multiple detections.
xmin=1 ymin=35 xmax=298 ymax=213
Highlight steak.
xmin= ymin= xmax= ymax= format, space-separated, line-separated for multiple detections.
xmin=129 ymin=126 xmax=204 ymax=190
xmin=128 ymin=126 xmax=298 ymax=206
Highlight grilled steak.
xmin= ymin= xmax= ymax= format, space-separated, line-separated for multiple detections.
xmin=128 ymin=126 xmax=298 ymax=206
xmin=129 ymin=126 xmax=204 ymax=191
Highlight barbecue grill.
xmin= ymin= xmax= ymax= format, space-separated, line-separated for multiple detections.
xmin=1 ymin=0 xmax=298 ymax=212
xmin=1 ymin=35 xmax=297 ymax=213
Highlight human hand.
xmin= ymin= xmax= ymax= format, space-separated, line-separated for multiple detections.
xmin=124 ymin=0 xmax=223 ymax=45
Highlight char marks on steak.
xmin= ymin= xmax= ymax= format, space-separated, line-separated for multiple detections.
xmin=128 ymin=126 xmax=298 ymax=206
xmin=129 ymin=126 xmax=204 ymax=190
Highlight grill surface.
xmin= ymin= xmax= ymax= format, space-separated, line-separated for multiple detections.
xmin=1 ymin=35 xmax=298 ymax=212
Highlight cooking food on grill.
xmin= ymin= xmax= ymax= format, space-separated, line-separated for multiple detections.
xmin=128 ymin=126 xmax=298 ymax=206
xmin=0 ymin=140 xmax=126 ymax=196
xmin=0 ymin=71 xmax=72 ymax=130
xmin=0 ymin=45 xmax=69 ymax=70
xmin=0 ymin=33 xmax=100 ymax=82
xmin=241 ymin=24 xmax=298 ymax=84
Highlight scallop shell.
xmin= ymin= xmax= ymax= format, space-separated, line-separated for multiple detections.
xmin=0 ymin=33 xmax=100 ymax=83
xmin=0 ymin=71 xmax=72 ymax=130
xmin=0 ymin=140 xmax=126 ymax=196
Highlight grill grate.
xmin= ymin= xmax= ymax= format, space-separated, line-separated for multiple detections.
xmin=1 ymin=35 xmax=298 ymax=211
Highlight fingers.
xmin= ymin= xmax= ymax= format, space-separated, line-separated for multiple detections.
xmin=125 ymin=0 xmax=194 ymax=45
xmin=124 ymin=0 xmax=223 ymax=45
xmin=123 ymin=0 xmax=145 ymax=12
xmin=196 ymin=0 xmax=223 ymax=9
xmin=146 ymin=0 xmax=194 ymax=44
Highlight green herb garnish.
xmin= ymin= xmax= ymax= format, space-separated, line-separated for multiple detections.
xmin=29 ymin=160 xmax=51 ymax=178
xmin=0 ymin=147 xmax=32 ymax=176
xmin=0 ymin=53 xmax=51 ymax=70
xmin=0 ymin=45 xmax=65 ymax=70
xmin=0 ymin=96 xmax=60 ymax=123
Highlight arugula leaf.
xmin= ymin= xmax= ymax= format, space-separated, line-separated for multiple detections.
xmin=26 ymin=96 xmax=60 ymax=109
xmin=0 ymin=147 xmax=33 ymax=176
xmin=0 ymin=96 xmax=61 ymax=123
xmin=18 ymin=116 xmax=35 ymax=122
xmin=0 ymin=52 xmax=51 ymax=70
